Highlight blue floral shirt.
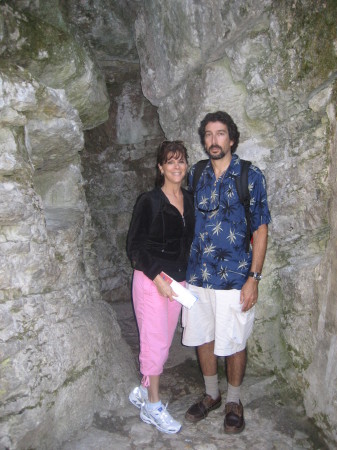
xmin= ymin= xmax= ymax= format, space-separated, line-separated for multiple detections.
xmin=186 ymin=154 xmax=271 ymax=290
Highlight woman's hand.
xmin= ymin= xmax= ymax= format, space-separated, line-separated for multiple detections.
xmin=153 ymin=275 xmax=177 ymax=302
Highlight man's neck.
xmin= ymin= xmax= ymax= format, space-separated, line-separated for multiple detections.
xmin=211 ymin=154 xmax=232 ymax=179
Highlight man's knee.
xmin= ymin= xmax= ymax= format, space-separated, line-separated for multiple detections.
xmin=197 ymin=341 xmax=215 ymax=355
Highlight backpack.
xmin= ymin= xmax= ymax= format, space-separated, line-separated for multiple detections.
xmin=192 ymin=159 xmax=252 ymax=253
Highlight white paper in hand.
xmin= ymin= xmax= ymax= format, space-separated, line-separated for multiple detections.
xmin=160 ymin=272 xmax=198 ymax=309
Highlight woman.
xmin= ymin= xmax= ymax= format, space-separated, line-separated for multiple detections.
xmin=126 ymin=140 xmax=194 ymax=434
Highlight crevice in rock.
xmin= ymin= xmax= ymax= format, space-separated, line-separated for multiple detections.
xmin=1 ymin=1 xmax=337 ymax=449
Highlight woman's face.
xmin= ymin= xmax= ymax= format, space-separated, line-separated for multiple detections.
xmin=158 ymin=152 xmax=188 ymax=186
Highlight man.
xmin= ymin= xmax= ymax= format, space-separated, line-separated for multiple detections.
xmin=182 ymin=111 xmax=271 ymax=433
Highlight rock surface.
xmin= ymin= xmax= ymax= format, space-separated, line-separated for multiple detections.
xmin=0 ymin=5 xmax=137 ymax=450
xmin=81 ymin=77 xmax=164 ymax=303
xmin=0 ymin=3 xmax=110 ymax=130
xmin=63 ymin=300 xmax=328 ymax=450
xmin=133 ymin=1 xmax=337 ymax=446
xmin=1 ymin=0 xmax=337 ymax=448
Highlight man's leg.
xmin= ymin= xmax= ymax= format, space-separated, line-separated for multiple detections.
xmin=185 ymin=341 xmax=222 ymax=422
xmin=183 ymin=286 xmax=221 ymax=421
xmin=226 ymin=348 xmax=246 ymax=386
xmin=224 ymin=348 xmax=246 ymax=434
xmin=198 ymin=341 xmax=220 ymax=400
xmin=197 ymin=341 xmax=217 ymax=375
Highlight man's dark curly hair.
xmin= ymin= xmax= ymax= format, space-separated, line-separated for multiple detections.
xmin=198 ymin=111 xmax=240 ymax=154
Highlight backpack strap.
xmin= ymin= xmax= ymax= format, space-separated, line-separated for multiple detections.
xmin=192 ymin=159 xmax=208 ymax=192
xmin=235 ymin=159 xmax=251 ymax=253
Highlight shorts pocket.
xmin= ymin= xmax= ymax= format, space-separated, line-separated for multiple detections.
xmin=230 ymin=305 xmax=254 ymax=346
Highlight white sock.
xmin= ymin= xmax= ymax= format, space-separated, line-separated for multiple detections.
xmin=146 ymin=400 xmax=162 ymax=411
xmin=140 ymin=384 xmax=148 ymax=397
xmin=204 ymin=374 xmax=220 ymax=400
xmin=226 ymin=383 xmax=240 ymax=404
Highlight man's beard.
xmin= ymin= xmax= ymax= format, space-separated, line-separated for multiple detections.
xmin=206 ymin=145 xmax=225 ymax=160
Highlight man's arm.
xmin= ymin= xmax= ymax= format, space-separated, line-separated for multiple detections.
xmin=240 ymin=224 xmax=268 ymax=312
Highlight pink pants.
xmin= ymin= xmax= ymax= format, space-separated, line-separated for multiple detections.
xmin=132 ymin=270 xmax=182 ymax=386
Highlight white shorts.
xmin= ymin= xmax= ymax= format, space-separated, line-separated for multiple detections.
xmin=181 ymin=285 xmax=255 ymax=356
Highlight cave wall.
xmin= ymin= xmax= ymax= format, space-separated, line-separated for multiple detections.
xmin=68 ymin=0 xmax=337 ymax=443
xmin=0 ymin=5 xmax=138 ymax=449
xmin=133 ymin=0 xmax=337 ymax=445
xmin=55 ymin=0 xmax=165 ymax=303
xmin=1 ymin=0 xmax=337 ymax=448
xmin=303 ymin=100 xmax=337 ymax=443
xmin=82 ymin=77 xmax=164 ymax=302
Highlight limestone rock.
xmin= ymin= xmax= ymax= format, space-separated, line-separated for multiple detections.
xmin=135 ymin=0 xmax=272 ymax=106
xmin=0 ymin=62 xmax=137 ymax=450
xmin=82 ymin=78 xmax=164 ymax=302
xmin=61 ymin=0 xmax=141 ymax=65
xmin=1 ymin=0 xmax=337 ymax=447
xmin=134 ymin=0 xmax=337 ymax=444
xmin=0 ymin=4 xmax=110 ymax=130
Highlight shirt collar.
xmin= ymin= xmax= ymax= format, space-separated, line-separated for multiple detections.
xmin=227 ymin=154 xmax=241 ymax=176
xmin=205 ymin=154 xmax=241 ymax=177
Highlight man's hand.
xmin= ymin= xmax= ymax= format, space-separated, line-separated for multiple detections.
xmin=240 ymin=277 xmax=258 ymax=312
xmin=240 ymin=223 xmax=268 ymax=312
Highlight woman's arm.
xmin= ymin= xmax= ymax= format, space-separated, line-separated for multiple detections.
xmin=127 ymin=193 xmax=162 ymax=280
xmin=127 ymin=192 xmax=178 ymax=298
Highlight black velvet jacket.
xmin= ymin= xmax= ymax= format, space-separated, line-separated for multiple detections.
xmin=126 ymin=187 xmax=195 ymax=282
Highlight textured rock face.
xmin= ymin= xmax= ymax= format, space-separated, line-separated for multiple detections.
xmin=0 ymin=5 xmax=137 ymax=450
xmin=1 ymin=0 xmax=337 ymax=448
xmin=60 ymin=0 xmax=165 ymax=302
xmin=134 ymin=0 xmax=337 ymax=445
xmin=1 ymin=3 xmax=110 ymax=130
xmin=82 ymin=78 xmax=164 ymax=302
xmin=303 ymin=104 xmax=337 ymax=444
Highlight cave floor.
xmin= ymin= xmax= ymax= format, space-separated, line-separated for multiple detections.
xmin=63 ymin=301 xmax=328 ymax=450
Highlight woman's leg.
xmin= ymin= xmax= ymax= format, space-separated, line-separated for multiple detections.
xmin=148 ymin=375 xmax=160 ymax=403
xmin=132 ymin=271 xmax=181 ymax=387
xmin=146 ymin=291 xmax=181 ymax=403
xmin=133 ymin=272 xmax=182 ymax=433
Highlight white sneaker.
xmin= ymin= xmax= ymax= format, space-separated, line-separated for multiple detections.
xmin=140 ymin=402 xmax=181 ymax=434
xmin=129 ymin=386 xmax=148 ymax=409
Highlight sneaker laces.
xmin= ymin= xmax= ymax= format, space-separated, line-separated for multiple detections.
xmin=155 ymin=403 xmax=176 ymax=424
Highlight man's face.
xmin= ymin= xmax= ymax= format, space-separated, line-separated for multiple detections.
xmin=204 ymin=121 xmax=234 ymax=160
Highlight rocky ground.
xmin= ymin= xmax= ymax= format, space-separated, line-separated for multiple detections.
xmin=62 ymin=301 xmax=328 ymax=450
